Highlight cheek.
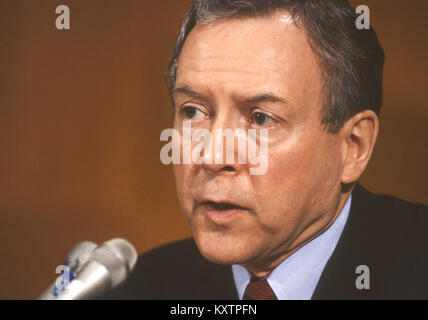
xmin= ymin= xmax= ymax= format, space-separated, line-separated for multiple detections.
xmin=263 ymin=142 xmax=317 ymax=199
xmin=254 ymin=134 xmax=341 ymax=224
xmin=269 ymin=132 xmax=340 ymax=185
xmin=173 ymin=164 xmax=192 ymax=212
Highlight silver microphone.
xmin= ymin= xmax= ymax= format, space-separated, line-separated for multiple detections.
xmin=56 ymin=238 xmax=137 ymax=300
xmin=38 ymin=241 xmax=98 ymax=300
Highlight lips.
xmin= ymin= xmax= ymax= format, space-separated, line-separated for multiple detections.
xmin=201 ymin=201 xmax=246 ymax=211
xmin=197 ymin=200 xmax=249 ymax=223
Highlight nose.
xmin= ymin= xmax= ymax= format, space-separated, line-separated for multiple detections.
xmin=198 ymin=115 xmax=246 ymax=175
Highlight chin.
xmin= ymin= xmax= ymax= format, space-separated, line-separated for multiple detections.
xmin=192 ymin=229 xmax=259 ymax=266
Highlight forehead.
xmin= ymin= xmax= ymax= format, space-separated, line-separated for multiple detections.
xmin=175 ymin=12 xmax=322 ymax=109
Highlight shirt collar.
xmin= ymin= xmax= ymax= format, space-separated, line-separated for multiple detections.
xmin=232 ymin=195 xmax=352 ymax=300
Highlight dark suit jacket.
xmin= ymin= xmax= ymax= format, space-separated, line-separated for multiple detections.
xmin=104 ymin=184 xmax=428 ymax=299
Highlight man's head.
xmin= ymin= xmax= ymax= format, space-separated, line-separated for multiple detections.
xmin=168 ymin=0 xmax=384 ymax=276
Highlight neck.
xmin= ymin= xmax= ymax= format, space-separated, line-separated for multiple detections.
xmin=243 ymin=188 xmax=353 ymax=278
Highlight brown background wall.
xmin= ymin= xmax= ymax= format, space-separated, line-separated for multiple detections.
xmin=0 ymin=0 xmax=426 ymax=299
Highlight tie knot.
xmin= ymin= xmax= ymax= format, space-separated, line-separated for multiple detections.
xmin=243 ymin=277 xmax=277 ymax=300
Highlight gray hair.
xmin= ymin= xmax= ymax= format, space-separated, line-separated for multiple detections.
xmin=166 ymin=0 xmax=385 ymax=133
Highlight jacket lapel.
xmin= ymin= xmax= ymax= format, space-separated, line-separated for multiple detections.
xmin=312 ymin=184 xmax=387 ymax=299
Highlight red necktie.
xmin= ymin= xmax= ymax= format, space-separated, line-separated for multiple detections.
xmin=243 ymin=277 xmax=278 ymax=300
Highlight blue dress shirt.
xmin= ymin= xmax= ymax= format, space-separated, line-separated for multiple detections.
xmin=232 ymin=195 xmax=352 ymax=300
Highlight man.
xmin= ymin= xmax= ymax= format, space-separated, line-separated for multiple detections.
xmin=105 ymin=0 xmax=428 ymax=299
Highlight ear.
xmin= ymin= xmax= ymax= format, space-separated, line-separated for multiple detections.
xmin=340 ymin=110 xmax=379 ymax=184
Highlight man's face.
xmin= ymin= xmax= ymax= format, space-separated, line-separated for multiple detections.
xmin=172 ymin=13 xmax=345 ymax=275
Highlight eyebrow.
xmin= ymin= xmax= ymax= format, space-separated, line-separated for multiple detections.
xmin=173 ymin=86 xmax=204 ymax=100
xmin=174 ymin=85 xmax=286 ymax=105
xmin=244 ymin=93 xmax=286 ymax=104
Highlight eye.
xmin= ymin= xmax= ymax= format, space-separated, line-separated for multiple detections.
xmin=251 ymin=111 xmax=278 ymax=127
xmin=181 ymin=106 xmax=206 ymax=120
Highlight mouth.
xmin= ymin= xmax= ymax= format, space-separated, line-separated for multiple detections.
xmin=198 ymin=200 xmax=249 ymax=223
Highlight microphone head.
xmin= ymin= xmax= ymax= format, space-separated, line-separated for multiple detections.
xmin=63 ymin=241 xmax=98 ymax=273
xmin=101 ymin=238 xmax=138 ymax=273
xmin=88 ymin=238 xmax=137 ymax=288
